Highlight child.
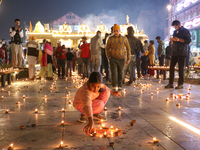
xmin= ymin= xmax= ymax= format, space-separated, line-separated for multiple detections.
xmin=65 ymin=48 xmax=74 ymax=77
xmin=73 ymin=72 xmax=121 ymax=134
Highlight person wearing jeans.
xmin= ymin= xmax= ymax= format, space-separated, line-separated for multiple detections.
xmin=125 ymin=26 xmax=140 ymax=85
xmin=65 ymin=48 xmax=74 ymax=77
xmin=55 ymin=41 xmax=66 ymax=79
xmin=80 ymin=36 xmax=91 ymax=79
xmin=106 ymin=24 xmax=131 ymax=92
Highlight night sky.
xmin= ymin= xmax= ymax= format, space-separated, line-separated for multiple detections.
xmin=0 ymin=0 xmax=169 ymax=41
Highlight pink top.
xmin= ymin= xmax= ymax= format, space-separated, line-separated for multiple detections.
xmin=73 ymin=83 xmax=108 ymax=118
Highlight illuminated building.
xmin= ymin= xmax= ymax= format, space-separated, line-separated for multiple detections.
xmin=28 ymin=13 xmax=149 ymax=48
xmin=169 ymin=0 xmax=200 ymax=52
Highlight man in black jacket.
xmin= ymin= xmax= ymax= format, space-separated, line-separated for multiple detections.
xmin=125 ymin=26 xmax=140 ymax=85
xmin=137 ymin=37 xmax=145 ymax=79
xmin=165 ymin=20 xmax=191 ymax=89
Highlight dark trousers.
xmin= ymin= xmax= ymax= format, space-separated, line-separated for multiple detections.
xmin=136 ymin=57 xmax=141 ymax=78
xmin=57 ymin=59 xmax=65 ymax=77
xmin=66 ymin=61 xmax=72 ymax=77
xmin=142 ymin=69 xmax=147 ymax=76
xmin=82 ymin=58 xmax=90 ymax=78
xmin=110 ymin=58 xmax=125 ymax=88
xmin=159 ymin=55 xmax=165 ymax=74
xmin=169 ymin=56 xmax=185 ymax=85
xmin=102 ymin=49 xmax=110 ymax=81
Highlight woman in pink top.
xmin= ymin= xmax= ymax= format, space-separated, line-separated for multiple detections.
xmin=73 ymin=72 xmax=121 ymax=134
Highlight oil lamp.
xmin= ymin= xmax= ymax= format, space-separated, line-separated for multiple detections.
xmin=62 ymin=108 xmax=65 ymax=112
xmin=153 ymin=137 xmax=159 ymax=143
xmin=166 ymin=98 xmax=169 ymax=101
xmin=104 ymin=107 xmax=107 ymax=111
xmin=68 ymin=100 xmax=72 ymax=104
xmin=5 ymin=109 xmax=9 ymax=113
xmin=118 ymin=106 xmax=122 ymax=110
xmin=7 ymin=143 xmax=14 ymax=150
xmin=23 ymin=95 xmax=25 ymax=98
xmin=61 ymin=120 xmax=65 ymax=125
xmin=35 ymin=109 xmax=38 ymax=113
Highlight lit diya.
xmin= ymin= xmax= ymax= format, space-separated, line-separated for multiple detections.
xmin=153 ymin=137 xmax=159 ymax=144
xmin=86 ymin=126 xmax=122 ymax=138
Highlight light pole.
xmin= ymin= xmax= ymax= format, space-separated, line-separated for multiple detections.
xmin=167 ymin=5 xmax=172 ymax=41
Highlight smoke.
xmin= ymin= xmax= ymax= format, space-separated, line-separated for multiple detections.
xmin=83 ymin=8 xmax=128 ymax=32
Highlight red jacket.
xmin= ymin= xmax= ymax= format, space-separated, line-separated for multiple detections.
xmin=81 ymin=43 xmax=90 ymax=58
xmin=55 ymin=46 xmax=66 ymax=59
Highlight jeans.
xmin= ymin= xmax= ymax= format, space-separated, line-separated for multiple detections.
xmin=129 ymin=55 xmax=136 ymax=83
xmin=110 ymin=58 xmax=125 ymax=88
xmin=136 ymin=57 xmax=141 ymax=78
xmin=66 ymin=60 xmax=72 ymax=77
xmin=57 ymin=59 xmax=65 ymax=77
xmin=159 ymin=55 xmax=165 ymax=74
xmin=169 ymin=56 xmax=185 ymax=86
xmin=82 ymin=58 xmax=90 ymax=78
xmin=92 ymin=54 xmax=101 ymax=72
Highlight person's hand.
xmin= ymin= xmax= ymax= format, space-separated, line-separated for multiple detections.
xmin=173 ymin=37 xmax=178 ymax=41
xmin=159 ymin=55 xmax=161 ymax=57
xmin=83 ymin=117 xmax=95 ymax=134
xmin=170 ymin=37 xmax=174 ymax=42
xmin=18 ymin=27 xmax=21 ymax=31
xmin=126 ymin=60 xmax=130 ymax=65
xmin=111 ymin=91 xmax=121 ymax=97
xmin=15 ymin=26 xmax=18 ymax=31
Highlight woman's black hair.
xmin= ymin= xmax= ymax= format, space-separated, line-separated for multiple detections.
xmin=150 ymin=40 xmax=154 ymax=45
xmin=88 ymin=72 xmax=102 ymax=83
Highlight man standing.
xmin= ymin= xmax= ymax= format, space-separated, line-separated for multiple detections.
xmin=137 ymin=37 xmax=145 ymax=79
xmin=125 ymin=26 xmax=140 ymax=85
xmin=165 ymin=20 xmax=191 ymax=89
xmin=106 ymin=24 xmax=131 ymax=92
xmin=80 ymin=36 xmax=91 ymax=79
xmin=90 ymin=31 xmax=105 ymax=72
xmin=55 ymin=41 xmax=66 ymax=79
xmin=156 ymin=36 xmax=166 ymax=74
xmin=10 ymin=18 xmax=24 ymax=68
xmin=26 ymin=36 xmax=39 ymax=80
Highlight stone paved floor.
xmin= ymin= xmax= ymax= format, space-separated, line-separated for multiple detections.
xmin=0 ymin=75 xmax=200 ymax=150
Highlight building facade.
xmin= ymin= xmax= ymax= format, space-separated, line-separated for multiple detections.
xmin=169 ymin=0 xmax=200 ymax=52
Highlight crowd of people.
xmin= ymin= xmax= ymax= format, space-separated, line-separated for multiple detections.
xmin=0 ymin=19 xmax=191 ymax=92
xmin=0 ymin=18 xmax=192 ymax=134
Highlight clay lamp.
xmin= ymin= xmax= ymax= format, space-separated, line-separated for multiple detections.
xmin=123 ymin=89 xmax=127 ymax=93
xmin=61 ymin=120 xmax=65 ymax=125
xmin=141 ymin=89 xmax=144 ymax=92
xmin=67 ymin=91 xmax=70 ymax=95
xmin=98 ymin=119 xmax=104 ymax=124
xmin=44 ymin=95 xmax=47 ymax=98
xmin=5 ymin=109 xmax=9 ymax=113
xmin=18 ymin=88 xmax=21 ymax=91
xmin=103 ymin=132 xmax=107 ymax=138
xmin=1 ymin=96 xmax=4 ymax=99
xmin=188 ymin=92 xmax=191 ymax=95
xmin=157 ymin=88 xmax=159 ymax=91
xmin=188 ymin=88 xmax=191 ymax=90
xmin=100 ymin=135 xmax=103 ymax=138
xmin=118 ymin=106 xmax=122 ymax=110
xmin=1 ymin=88 xmax=4 ymax=91
xmin=20 ymin=126 xmax=25 ymax=129
xmin=66 ymin=94 xmax=69 ymax=97
xmin=153 ymin=137 xmax=159 ymax=144
xmin=62 ymin=108 xmax=65 ymax=112
xmin=166 ymin=98 xmax=169 ymax=101
xmin=35 ymin=109 xmax=38 ymax=113
xmin=130 ymin=122 xmax=134 ymax=126
xmin=104 ymin=107 xmax=107 ymax=111
xmin=23 ymin=95 xmax=25 ymax=98
xmin=32 ymin=124 xmax=36 ymax=127
xmin=189 ymin=85 xmax=192 ymax=88
xmin=9 ymin=86 xmax=11 ymax=88
xmin=7 ymin=143 xmax=14 ymax=150
xmin=16 ymin=102 xmax=20 ymax=104
xmin=114 ymin=132 xmax=119 ymax=136
xmin=59 ymin=141 xmax=64 ymax=148
xmin=132 ymin=120 xmax=136 ymax=123
xmin=176 ymin=103 xmax=180 ymax=107
xmin=68 ymin=100 xmax=72 ymax=104
xmin=110 ymin=125 xmax=114 ymax=129
xmin=151 ymin=93 xmax=153 ymax=96
xmin=92 ymin=131 xmax=97 ymax=137
xmin=38 ymin=91 xmax=40 ymax=93
xmin=133 ymin=86 xmax=136 ymax=88
xmin=7 ymin=91 xmax=11 ymax=95
xmin=109 ymin=142 xmax=115 ymax=147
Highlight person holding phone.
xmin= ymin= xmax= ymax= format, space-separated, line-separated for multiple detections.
xmin=10 ymin=18 xmax=24 ymax=68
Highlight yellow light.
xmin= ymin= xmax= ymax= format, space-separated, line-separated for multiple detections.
xmin=169 ymin=117 xmax=200 ymax=135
